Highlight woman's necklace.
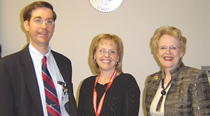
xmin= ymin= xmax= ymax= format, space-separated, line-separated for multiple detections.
xmin=156 ymin=79 xmax=171 ymax=112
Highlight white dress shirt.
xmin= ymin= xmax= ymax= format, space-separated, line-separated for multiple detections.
xmin=29 ymin=43 xmax=69 ymax=116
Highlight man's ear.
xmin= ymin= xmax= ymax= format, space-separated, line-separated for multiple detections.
xmin=24 ymin=20 xmax=29 ymax=32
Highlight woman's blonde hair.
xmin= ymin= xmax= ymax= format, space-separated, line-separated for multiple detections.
xmin=151 ymin=25 xmax=187 ymax=55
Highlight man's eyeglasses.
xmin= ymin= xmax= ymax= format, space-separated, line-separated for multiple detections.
xmin=97 ymin=49 xmax=117 ymax=55
xmin=32 ymin=18 xmax=54 ymax=26
xmin=158 ymin=45 xmax=180 ymax=51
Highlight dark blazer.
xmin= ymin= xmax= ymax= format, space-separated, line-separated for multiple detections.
xmin=0 ymin=45 xmax=77 ymax=116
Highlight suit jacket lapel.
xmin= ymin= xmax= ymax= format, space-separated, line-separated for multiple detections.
xmin=20 ymin=46 xmax=43 ymax=115
xmin=51 ymin=51 xmax=71 ymax=84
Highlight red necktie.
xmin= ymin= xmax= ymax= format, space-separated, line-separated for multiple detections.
xmin=42 ymin=56 xmax=61 ymax=116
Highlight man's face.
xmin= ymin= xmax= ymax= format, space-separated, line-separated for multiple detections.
xmin=24 ymin=7 xmax=55 ymax=49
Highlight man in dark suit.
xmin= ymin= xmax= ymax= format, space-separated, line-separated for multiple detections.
xmin=0 ymin=1 xmax=77 ymax=116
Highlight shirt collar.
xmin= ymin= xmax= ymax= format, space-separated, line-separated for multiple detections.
xmin=29 ymin=43 xmax=52 ymax=64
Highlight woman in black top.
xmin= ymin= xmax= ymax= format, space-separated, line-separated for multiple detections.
xmin=78 ymin=34 xmax=140 ymax=116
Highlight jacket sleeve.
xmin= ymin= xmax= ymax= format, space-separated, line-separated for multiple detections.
xmin=191 ymin=71 xmax=210 ymax=115
xmin=0 ymin=61 xmax=15 ymax=115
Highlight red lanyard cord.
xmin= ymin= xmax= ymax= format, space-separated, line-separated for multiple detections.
xmin=93 ymin=70 xmax=117 ymax=116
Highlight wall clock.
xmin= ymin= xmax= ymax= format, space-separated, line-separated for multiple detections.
xmin=89 ymin=0 xmax=123 ymax=12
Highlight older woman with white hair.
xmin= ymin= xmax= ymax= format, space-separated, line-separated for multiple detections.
xmin=145 ymin=25 xmax=210 ymax=116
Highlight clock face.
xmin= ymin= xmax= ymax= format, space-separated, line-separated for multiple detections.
xmin=89 ymin=0 xmax=123 ymax=12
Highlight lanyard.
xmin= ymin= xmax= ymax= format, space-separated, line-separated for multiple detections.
xmin=93 ymin=70 xmax=117 ymax=116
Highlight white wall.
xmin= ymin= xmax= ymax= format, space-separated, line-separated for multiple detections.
xmin=1 ymin=0 xmax=210 ymax=115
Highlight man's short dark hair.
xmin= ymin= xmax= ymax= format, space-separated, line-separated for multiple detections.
xmin=23 ymin=1 xmax=57 ymax=21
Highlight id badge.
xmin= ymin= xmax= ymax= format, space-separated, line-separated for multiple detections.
xmin=58 ymin=81 xmax=70 ymax=114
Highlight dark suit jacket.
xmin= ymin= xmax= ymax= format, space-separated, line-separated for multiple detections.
xmin=0 ymin=45 xmax=77 ymax=116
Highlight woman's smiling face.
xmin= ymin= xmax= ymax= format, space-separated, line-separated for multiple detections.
xmin=94 ymin=39 xmax=119 ymax=73
xmin=156 ymin=34 xmax=184 ymax=71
